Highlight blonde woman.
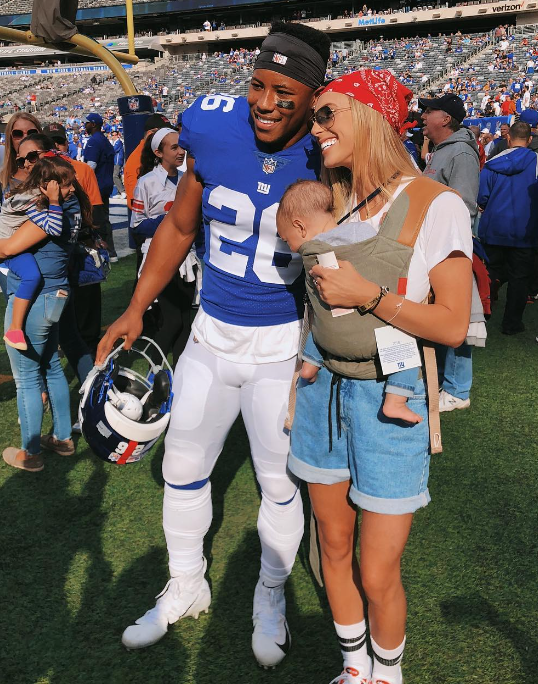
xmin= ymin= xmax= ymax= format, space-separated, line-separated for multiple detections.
xmin=0 ymin=112 xmax=42 ymax=199
xmin=288 ymin=71 xmax=473 ymax=684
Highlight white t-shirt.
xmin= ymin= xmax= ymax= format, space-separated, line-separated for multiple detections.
xmin=192 ymin=310 xmax=301 ymax=364
xmin=342 ymin=178 xmax=473 ymax=304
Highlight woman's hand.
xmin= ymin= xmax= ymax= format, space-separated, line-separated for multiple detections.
xmin=41 ymin=180 xmax=60 ymax=205
xmin=309 ymin=260 xmax=380 ymax=309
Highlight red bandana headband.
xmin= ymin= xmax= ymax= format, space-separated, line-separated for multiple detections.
xmin=321 ymin=70 xmax=413 ymax=134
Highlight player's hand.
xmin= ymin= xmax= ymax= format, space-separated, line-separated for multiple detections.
xmin=41 ymin=180 xmax=60 ymax=204
xmin=309 ymin=260 xmax=378 ymax=309
xmin=95 ymin=307 xmax=143 ymax=366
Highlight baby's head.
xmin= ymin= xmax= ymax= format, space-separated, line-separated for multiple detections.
xmin=277 ymin=180 xmax=336 ymax=252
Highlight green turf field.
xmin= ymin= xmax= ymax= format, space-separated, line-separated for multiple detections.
xmin=1 ymin=255 xmax=537 ymax=684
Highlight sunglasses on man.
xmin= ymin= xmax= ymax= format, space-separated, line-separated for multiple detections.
xmin=15 ymin=149 xmax=47 ymax=169
xmin=11 ymin=128 xmax=38 ymax=140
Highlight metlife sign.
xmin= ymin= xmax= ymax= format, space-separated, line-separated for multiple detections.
xmin=357 ymin=16 xmax=386 ymax=26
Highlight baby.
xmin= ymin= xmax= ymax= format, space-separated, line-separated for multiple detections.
xmin=277 ymin=179 xmax=422 ymax=425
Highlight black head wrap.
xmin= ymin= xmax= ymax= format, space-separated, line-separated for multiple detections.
xmin=254 ymin=32 xmax=327 ymax=90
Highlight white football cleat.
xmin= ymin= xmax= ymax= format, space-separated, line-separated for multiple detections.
xmin=252 ymin=578 xmax=291 ymax=669
xmin=121 ymin=561 xmax=211 ymax=650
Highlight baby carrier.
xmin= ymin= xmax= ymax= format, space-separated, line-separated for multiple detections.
xmin=287 ymin=176 xmax=458 ymax=455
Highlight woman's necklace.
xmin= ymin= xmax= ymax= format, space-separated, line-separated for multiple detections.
xmin=337 ymin=172 xmax=400 ymax=225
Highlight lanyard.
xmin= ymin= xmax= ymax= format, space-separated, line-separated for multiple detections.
xmin=337 ymin=172 xmax=400 ymax=225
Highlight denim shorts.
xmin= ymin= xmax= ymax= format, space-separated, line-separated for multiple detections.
xmin=288 ymin=366 xmax=431 ymax=515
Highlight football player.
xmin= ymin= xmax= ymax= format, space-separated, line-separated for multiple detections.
xmin=96 ymin=21 xmax=330 ymax=667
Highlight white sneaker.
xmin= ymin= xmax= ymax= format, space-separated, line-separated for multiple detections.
xmin=121 ymin=562 xmax=211 ymax=649
xmin=72 ymin=421 xmax=82 ymax=434
xmin=371 ymin=672 xmax=404 ymax=684
xmin=252 ymin=579 xmax=290 ymax=668
xmin=438 ymin=390 xmax=470 ymax=413
xmin=330 ymin=664 xmax=371 ymax=684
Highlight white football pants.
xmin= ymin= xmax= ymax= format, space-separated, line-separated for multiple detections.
xmin=162 ymin=334 xmax=304 ymax=585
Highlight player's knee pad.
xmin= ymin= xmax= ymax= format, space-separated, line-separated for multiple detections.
xmin=162 ymin=438 xmax=210 ymax=487
xmin=256 ymin=471 xmax=300 ymax=507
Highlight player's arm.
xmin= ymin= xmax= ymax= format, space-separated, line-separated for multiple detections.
xmin=96 ymin=157 xmax=202 ymax=364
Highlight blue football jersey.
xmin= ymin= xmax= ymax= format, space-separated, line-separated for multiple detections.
xmin=179 ymin=95 xmax=320 ymax=326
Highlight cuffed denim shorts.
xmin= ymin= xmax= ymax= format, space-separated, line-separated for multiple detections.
xmin=288 ymin=366 xmax=431 ymax=515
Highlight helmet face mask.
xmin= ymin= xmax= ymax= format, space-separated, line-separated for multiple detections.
xmin=79 ymin=338 xmax=174 ymax=465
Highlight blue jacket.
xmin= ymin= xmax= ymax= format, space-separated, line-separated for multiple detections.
xmin=478 ymin=147 xmax=538 ymax=248
xmin=113 ymin=138 xmax=124 ymax=166
xmin=83 ymin=131 xmax=114 ymax=196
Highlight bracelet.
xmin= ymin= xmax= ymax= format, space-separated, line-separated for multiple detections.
xmin=357 ymin=285 xmax=389 ymax=315
xmin=386 ymin=296 xmax=405 ymax=324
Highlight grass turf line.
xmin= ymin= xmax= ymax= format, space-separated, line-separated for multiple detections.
xmin=0 ymin=254 xmax=537 ymax=684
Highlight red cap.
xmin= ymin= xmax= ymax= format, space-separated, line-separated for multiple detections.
xmin=321 ymin=70 xmax=413 ymax=134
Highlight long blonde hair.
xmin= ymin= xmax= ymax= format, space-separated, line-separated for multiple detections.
xmin=321 ymin=99 xmax=419 ymax=221
xmin=1 ymin=112 xmax=42 ymax=190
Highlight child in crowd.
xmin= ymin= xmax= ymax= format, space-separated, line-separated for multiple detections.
xmin=277 ymin=179 xmax=422 ymax=424
xmin=1 ymin=155 xmax=77 ymax=351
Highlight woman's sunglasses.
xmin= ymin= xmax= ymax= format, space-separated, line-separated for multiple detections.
xmin=11 ymin=128 xmax=38 ymax=140
xmin=309 ymin=105 xmax=351 ymax=130
xmin=15 ymin=149 xmax=45 ymax=168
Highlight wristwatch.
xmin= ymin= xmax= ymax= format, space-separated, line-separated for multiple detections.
xmin=357 ymin=286 xmax=389 ymax=315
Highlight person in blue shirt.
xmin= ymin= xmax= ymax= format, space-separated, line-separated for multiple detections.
xmin=98 ymin=19 xmax=330 ymax=671
xmin=0 ymin=156 xmax=94 ymax=472
xmin=111 ymin=130 xmax=125 ymax=198
xmin=83 ymin=112 xmax=117 ymax=259
xmin=478 ymin=120 xmax=538 ymax=334
xmin=68 ymin=134 xmax=79 ymax=160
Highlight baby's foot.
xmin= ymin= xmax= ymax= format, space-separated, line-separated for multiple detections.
xmin=3 ymin=329 xmax=27 ymax=351
xmin=383 ymin=399 xmax=423 ymax=424
xmin=300 ymin=361 xmax=320 ymax=383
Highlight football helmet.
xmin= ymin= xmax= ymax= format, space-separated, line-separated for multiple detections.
xmin=79 ymin=337 xmax=174 ymax=465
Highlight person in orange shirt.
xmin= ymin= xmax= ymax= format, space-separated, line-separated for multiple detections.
xmin=501 ymin=96 xmax=516 ymax=116
xmin=43 ymin=123 xmax=104 ymax=363
xmin=123 ymin=113 xmax=175 ymax=277
xmin=43 ymin=124 xmax=102 ymax=205
xmin=124 ymin=113 xmax=173 ymax=209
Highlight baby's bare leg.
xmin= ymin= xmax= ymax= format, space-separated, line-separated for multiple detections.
xmin=383 ymin=392 xmax=423 ymax=424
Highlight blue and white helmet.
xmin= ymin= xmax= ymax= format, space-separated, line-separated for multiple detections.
xmin=79 ymin=337 xmax=173 ymax=465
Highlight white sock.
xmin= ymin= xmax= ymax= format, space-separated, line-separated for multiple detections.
xmin=257 ymin=491 xmax=304 ymax=585
xmin=162 ymin=482 xmax=212 ymax=577
xmin=334 ymin=620 xmax=370 ymax=673
xmin=371 ymin=635 xmax=406 ymax=684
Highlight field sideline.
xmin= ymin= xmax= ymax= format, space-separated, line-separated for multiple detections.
xmin=0 ymin=254 xmax=537 ymax=684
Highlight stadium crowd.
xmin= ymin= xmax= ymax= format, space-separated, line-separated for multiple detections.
xmin=0 ymin=17 xmax=537 ymax=684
